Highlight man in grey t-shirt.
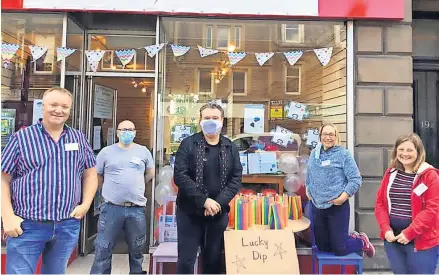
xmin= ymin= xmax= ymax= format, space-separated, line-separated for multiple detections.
xmin=91 ymin=120 xmax=154 ymax=274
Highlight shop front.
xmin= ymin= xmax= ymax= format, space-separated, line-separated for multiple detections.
xmin=3 ymin=0 xmax=432 ymax=272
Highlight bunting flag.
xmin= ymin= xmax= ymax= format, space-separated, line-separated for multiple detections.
xmin=228 ymin=52 xmax=247 ymax=66
xmin=29 ymin=45 xmax=48 ymax=62
xmin=283 ymin=51 xmax=303 ymax=66
xmin=115 ymin=49 xmax=136 ymax=68
xmin=1 ymin=43 xmax=20 ymax=69
xmin=255 ymin=52 xmax=274 ymax=66
xmin=197 ymin=45 xmax=219 ymax=58
xmin=85 ymin=50 xmax=105 ymax=72
xmin=314 ymin=47 xmax=333 ymax=66
xmin=56 ymin=47 xmax=76 ymax=62
xmin=144 ymin=43 xmax=165 ymax=58
xmin=171 ymin=44 xmax=191 ymax=57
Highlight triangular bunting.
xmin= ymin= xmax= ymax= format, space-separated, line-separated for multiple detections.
xmin=29 ymin=45 xmax=48 ymax=62
xmin=255 ymin=52 xmax=274 ymax=66
xmin=227 ymin=52 xmax=247 ymax=66
xmin=56 ymin=47 xmax=76 ymax=62
xmin=197 ymin=45 xmax=219 ymax=58
xmin=283 ymin=51 xmax=303 ymax=66
xmin=171 ymin=44 xmax=190 ymax=57
xmin=85 ymin=50 xmax=105 ymax=72
xmin=115 ymin=49 xmax=136 ymax=68
xmin=1 ymin=43 xmax=20 ymax=69
xmin=144 ymin=43 xmax=165 ymax=58
xmin=314 ymin=47 xmax=333 ymax=66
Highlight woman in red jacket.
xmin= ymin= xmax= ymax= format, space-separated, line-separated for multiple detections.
xmin=375 ymin=133 xmax=439 ymax=274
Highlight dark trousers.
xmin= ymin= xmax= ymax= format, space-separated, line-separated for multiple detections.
xmin=176 ymin=209 xmax=228 ymax=274
xmin=385 ymin=241 xmax=439 ymax=274
xmin=90 ymin=203 xmax=147 ymax=274
xmin=312 ymin=200 xmax=363 ymax=256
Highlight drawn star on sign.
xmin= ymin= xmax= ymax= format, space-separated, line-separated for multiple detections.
xmin=232 ymin=255 xmax=246 ymax=273
xmin=273 ymin=242 xmax=287 ymax=259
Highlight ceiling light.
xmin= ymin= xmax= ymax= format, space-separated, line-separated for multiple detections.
xmin=227 ymin=44 xmax=236 ymax=52
xmin=142 ymin=87 xmax=147 ymax=93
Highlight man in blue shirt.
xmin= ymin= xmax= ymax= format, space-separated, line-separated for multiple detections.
xmin=1 ymin=87 xmax=97 ymax=274
xmin=90 ymin=120 xmax=155 ymax=274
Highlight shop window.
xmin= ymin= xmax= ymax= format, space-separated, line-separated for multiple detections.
xmin=157 ymin=18 xmax=347 ymax=248
xmin=285 ymin=66 xmax=301 ymax=95
xmin=281 ymin=24 xmax=304 ymax=43
xmin=197 ymin=68 xmax=215 ymax=94
xmin=232 ymin=70 xmax=247 ymax=95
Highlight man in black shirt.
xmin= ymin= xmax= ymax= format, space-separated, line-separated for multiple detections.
xmin=174 ymin=103 xmax=242 ymax=274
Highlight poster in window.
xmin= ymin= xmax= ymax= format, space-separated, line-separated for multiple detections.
xmin=93 ymin=84 xmax=114 ymax=119
xmin=244 ymin=104 xmax=265 ymax=134
xmin=1 ymin=109 xmax=16 ymax=148
xmin=270 ymin=101 xmax=284 ymax=119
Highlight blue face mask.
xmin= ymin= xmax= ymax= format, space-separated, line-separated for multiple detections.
xmin=119 ymin=130 xmax=136 ymax=145
xmin=200 ymin=119 xmax=223 ymax=135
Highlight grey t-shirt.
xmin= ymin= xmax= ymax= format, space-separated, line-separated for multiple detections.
xmin=96 ymin=143 xmax=154 ymax=206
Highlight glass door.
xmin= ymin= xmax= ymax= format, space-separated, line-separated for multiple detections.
xmin=80 ymin=75 xmax=118 ymax=255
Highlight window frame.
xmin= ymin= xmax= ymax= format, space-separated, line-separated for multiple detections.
xmin=33 ymin=34 xmax=56 ymax=75
xmin=284 ymin=65 xmax=301 ymax=95
xmin=281 ymin=23 xmax=305 ymax=43
xmin=196 ymin=67 xmax=215 ymax=95
xmin=203 ymin=24 xmax=244 ymax=50
xmin=231 ymin=70 xmax=248 ymax=96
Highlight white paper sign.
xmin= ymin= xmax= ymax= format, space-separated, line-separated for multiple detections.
xmin=32 ymin=99 xmax=43 ymax=124
xmin=107 ymin=127 xmax=115 ymax=145
xmin=244 ymin=104 xmax=265 ymax=134
xmin=93 ymin=84 xmax=114 ymax=119
xmin=93 ymin=126 xmax=102 ymax=150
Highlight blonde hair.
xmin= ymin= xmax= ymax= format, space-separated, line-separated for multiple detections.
xmin=390 ymin=133 xmax=426 ymax=172
xmin=43 ymin=87 xmax=73 ymax=99
xmin=319 ymin=123 xmax=340 ymax=145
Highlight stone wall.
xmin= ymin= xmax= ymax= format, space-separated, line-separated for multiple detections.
xmin=353 ymin=0 xmax=413 ymax=270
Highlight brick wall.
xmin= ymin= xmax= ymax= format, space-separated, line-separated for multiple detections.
xmin=354 ymin=0 xmax=413 ymax=270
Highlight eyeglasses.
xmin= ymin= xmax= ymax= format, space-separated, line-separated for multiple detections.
xmin=322 ymin=133 xmax=336 ymax=138
xmin=117 ymin=128 xmax=136 ymax=132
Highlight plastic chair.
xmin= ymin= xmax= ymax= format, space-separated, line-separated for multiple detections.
xmin=151 ymin=195 xmax=199 ymax=274
xmin=308 ymin=202 xmax=363 ymax=274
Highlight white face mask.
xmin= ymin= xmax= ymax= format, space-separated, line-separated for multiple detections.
xmin=200 ymin=119 xmax=223 ymax=135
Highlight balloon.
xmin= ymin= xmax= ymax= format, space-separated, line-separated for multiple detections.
xmin=298 ymin=155 xmax=310 ymax=167
xmin=155 ymin=182 xmax=176 ymax=205
xmin=278 ymin=153 xmax=299 ymax=174
xmin=261 ymin=188 xmax=277 ymax=196
xmin=159 ymin=165 xmax=174 ymax=183
xmin=284 ymin=173 xmax=302 ymax=193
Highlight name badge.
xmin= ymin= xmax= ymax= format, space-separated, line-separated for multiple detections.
xmin=414 ymin=183 xmax=428 ymax=196
xmin=65 ymin=143 xmax=79 ymax=151
xmin=321 ymin=160 xmax=331 ymax=167
xmin=130 ymin=158 xmax=141 ymax=165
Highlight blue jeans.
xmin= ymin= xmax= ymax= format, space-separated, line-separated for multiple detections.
xmin=312 ymin=201 xmax=363 ymax=255
xmin=384 ymin=241 xmax=439 ymax=274
xmin=90 ymin=203 xmax=147 ymax=274
xmin=6 ymin=218 xmax=80 ymax=274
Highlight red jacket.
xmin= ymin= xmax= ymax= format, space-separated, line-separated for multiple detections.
xmin=375 ymin=163 xmax=439 ymax=251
